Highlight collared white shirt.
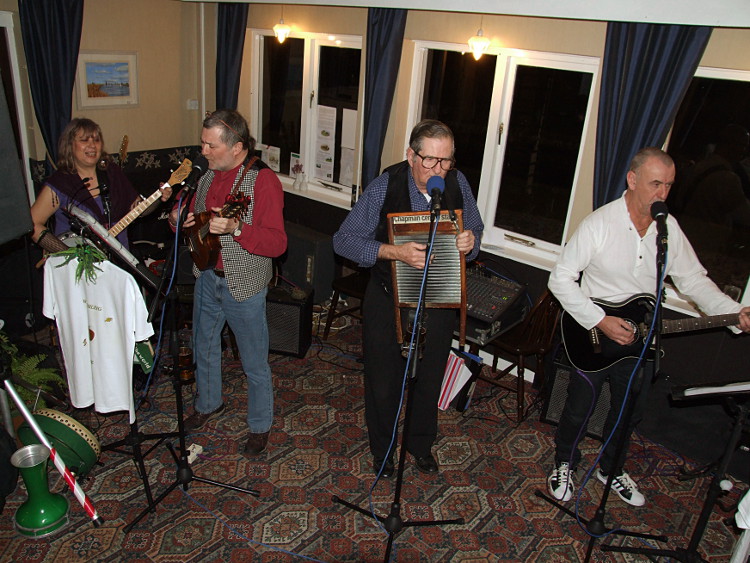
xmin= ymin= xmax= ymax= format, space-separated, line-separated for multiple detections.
xmin=549 ymin=191 xmax=741 ymax=330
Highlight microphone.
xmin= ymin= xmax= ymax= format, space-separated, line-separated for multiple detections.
xmin=427 ymin=175 xmax=445 ymax=216
xmin=180 ymin=155 xmax=209 ymax=193
xmin=650 ymin=201 xmax=669 ymax=244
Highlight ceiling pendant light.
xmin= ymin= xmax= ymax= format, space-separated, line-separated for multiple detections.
xmin=467 ymin=17 xmax=491 ymax=61
xmin=273 ymin=7 xmax=291 ymax=44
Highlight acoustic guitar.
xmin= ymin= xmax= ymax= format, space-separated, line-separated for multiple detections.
xmin=185 ymin=193 xmax=250 ymax=271
xmin=560 ymin=293 xmax=741 ymax=372
xmin=108 ymin=159 xmax=192 ymax=237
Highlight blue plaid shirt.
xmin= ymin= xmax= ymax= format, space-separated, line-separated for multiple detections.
xmin=333 ymin=166 xmax=484 ymax=266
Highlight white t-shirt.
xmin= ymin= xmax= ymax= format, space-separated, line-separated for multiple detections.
xmin=43 ymin=256 xmax=154 ymax=423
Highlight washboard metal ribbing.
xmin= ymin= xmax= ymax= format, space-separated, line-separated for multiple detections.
xmin=386 ymin=210 xmax=466 ymax=346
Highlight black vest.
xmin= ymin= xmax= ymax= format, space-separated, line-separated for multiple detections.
xmin=371 ymin=161 xmax=464 ymax=284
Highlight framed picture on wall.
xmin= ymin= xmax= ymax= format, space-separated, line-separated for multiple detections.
xmin=75 ymin=51 xmax=139 ymax=109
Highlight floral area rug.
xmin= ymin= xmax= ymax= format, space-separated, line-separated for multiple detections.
xmin=1 ymin=322 xmax=746 ymax=562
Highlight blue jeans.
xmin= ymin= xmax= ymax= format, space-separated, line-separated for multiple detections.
xmin=192 ymin=270 xmax=273 ymax=433
xmin=554 ymin=359 xmax=651 ymax=475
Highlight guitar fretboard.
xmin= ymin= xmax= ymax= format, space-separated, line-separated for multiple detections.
xmin=662 ymin=313 xmax=740 ymax=335
xmin=109 ymin=191 xmax=162 ymax=236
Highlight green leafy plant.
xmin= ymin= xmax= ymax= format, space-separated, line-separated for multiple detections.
xmin=0 ymin=330 xmax=65 ymax=410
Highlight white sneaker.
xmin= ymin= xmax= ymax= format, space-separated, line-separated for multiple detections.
xmin=548 ymin=462 xmax=575 ymax=502
xmin=596 ymin=470 xmax=646 ymax=507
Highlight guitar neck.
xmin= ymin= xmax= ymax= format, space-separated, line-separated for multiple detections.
xmin=662 ymin=313 xmax=741 ymax=335
xmin=108 ymin=189 xmax=161 ymax=237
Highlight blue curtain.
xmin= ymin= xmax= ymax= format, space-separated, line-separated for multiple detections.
xmin=216 ymin=2 xmax=249 ymax=110
xmin=594 ymin=22 xmax=711 ymax=208
xmin=361 ymin=8 xmax=407 ymax=188
xmin=19 ymin=0 xmax=83 ymax=165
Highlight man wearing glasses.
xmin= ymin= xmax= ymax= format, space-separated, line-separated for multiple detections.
xmin=333 ymin=120 xmax=484 ymax=478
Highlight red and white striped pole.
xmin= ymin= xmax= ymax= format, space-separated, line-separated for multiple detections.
xmin=3 ymin=380 xmax=102 ymax=526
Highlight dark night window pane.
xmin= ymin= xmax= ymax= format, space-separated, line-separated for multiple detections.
xmin=667 ymin=76 xmax=750 ymax=298
xmin=421 ymin=49 xmax=496 ymax=199
xmin=261 ymin=36 xmax=303 ymax=176
xmin=494 ymin=65 xmax=591 ymax=245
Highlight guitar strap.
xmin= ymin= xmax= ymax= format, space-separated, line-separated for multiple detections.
xmin=228 ymin=156 xmax=259 ymax=200
xmin=95 ymin=165 xmax=112 ymax=227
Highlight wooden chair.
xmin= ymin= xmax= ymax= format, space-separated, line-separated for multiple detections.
xmin=482 ymin=290 xmax=562 ymax=422
xmin=322 ymin=269 xmax=370 ymax=340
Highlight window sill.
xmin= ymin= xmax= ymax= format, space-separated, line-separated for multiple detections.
xmin=481 ymin=240 xmax=559 ymax=272
xmin=482 ymin=240 xmax=704 ymax=318
xmin=279 ymin=175 xmax=354 ymax=211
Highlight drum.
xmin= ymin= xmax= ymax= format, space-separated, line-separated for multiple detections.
xmin=17 ymin=409 xmax=101 ymax=477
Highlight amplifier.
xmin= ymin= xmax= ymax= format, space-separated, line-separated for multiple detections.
xmin=282 ymin=222 xmax=334 ymax=304
xmin=540 ymin=362 xmax=612 ymax=441
xmin=267 ymin=286 xmax=313 ymax=358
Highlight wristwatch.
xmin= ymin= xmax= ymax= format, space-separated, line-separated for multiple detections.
xmin=233 ymin=220 xmax=243 ymax=237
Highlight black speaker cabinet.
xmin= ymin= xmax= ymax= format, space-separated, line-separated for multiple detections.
xmin=282 ymin=222 xmax=334 ymax=304
xmin=267 ymin=286 xmax=313 ymax=358
xmin=540 ymin=364 xmax=612 ymax=441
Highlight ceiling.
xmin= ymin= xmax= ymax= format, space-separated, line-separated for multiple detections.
xmin=181 ymin=0 xmax=750 ymax=28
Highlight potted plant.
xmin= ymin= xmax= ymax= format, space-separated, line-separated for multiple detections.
xmin=0 ymin=328 xmax=66 ymax=412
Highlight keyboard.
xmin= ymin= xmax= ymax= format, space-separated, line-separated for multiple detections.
xmin=466 ymin=267 xmax=526 ymax=324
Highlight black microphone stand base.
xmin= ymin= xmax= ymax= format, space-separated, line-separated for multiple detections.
xmin=535 ymin=490 xmax=667 ymax=561
xmin=102 ymin=423 xmax=180 ymax=517
xmin=122 ymin=368 xmax=260 ymax=534
xmin=332 ymin=495 xmax=464 ymax=561
xmin=332 ymin=366 xmax=464 ymax=562
xmin=124 ymin=441 xmax=260 ymax=534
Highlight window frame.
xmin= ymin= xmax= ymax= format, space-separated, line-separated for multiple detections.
xmin=664 ymin=65 xmax=750 ymax=311
xmin=408 ymin=42 xmax=600 ymax=271
xmin=248 ymin=29 xmax=364 ymax=210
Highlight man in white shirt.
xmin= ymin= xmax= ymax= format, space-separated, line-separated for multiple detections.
xmin=547 ymin=147 xmax=750 ymax=506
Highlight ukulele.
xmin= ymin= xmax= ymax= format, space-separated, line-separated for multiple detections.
xmin=185 ymin=192 xmax=250 ymax=271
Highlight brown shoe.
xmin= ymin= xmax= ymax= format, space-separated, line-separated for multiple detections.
xmin=244 ymin=431 xmax=270 ymax=456
xmin=184 ymin=403 xmax=225 ymax=432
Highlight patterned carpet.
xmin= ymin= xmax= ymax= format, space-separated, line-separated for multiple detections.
xmin=1 ymin=317 xmax=747 ymax=562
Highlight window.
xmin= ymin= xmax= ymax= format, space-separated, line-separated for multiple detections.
xmin=666 ymin=68 xmax=750 ymax=302
xmin=420 ymin=49 xmax=497 ymax=199
xmin=411 ymin=44 xmax=598 ymax=269
xmin=250 ymin=32 xmax=362 ymax=209
xmin=492 ymin=65 xmax=592 ymax=246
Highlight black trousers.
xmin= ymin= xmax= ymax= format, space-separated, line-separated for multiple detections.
xmin=555 ymin=359 xmax=651 ymax=475
xmin=362 ymin=278 xmax=455 ymax=461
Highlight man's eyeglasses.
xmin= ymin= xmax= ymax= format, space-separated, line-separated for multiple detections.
xmin=414 ymin=151 xmax=455 ymax=171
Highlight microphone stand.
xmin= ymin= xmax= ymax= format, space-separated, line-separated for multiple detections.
xmin=332 ymin=209 xmax=463 ymax=562
xmin=535 ymin=222 xmax=670 ymax=560
xmin=123 ymin=177 xmax=259 ymax=533
xmin=602 ymin=397 xmax=749 ymax=562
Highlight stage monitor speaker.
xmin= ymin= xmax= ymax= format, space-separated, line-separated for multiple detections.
xmin=267 ymin=285 xmax=313 ymax=358
xmin=540 ymin=363 xmax=612 ymax=441
xmin=282 ymin=222 xmax=334 ymax=304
